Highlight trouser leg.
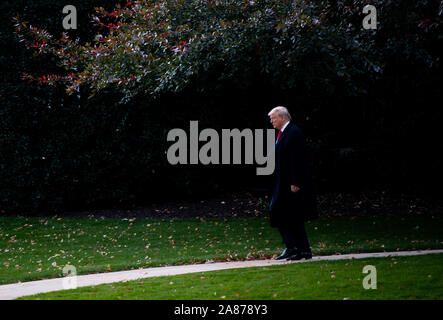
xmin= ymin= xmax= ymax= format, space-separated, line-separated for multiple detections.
xmin=277 ymin=226 xmax=298 ymax=249
xmin=293 ymin=222 xmax=311 ymax=253
xmin=278 ymin=222 xmax=311 ymax=253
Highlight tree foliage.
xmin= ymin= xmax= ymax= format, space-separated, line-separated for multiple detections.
xmin=2 ymin=0 xmax=442 ymax=214
xmin=15 ymin=0 xmax=442 ymax=103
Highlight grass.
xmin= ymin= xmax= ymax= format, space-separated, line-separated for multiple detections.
xmin=20 ymin=253 xmax=443 ymax=300
xmin=1 ymin=215 xmax=442 ymax=285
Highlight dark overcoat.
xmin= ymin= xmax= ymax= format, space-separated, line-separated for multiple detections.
xmin=269 ymin=122 xmax=318 ymax=227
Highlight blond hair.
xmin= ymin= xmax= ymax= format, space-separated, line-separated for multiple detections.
xmin=268 ymin=106 xmax=292 ymax=120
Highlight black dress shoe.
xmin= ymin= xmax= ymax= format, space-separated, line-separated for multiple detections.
xmin=287 ymin=251 xmax=312 ymax=261
xmin=274 ymin=248 xmax=297 ymax=260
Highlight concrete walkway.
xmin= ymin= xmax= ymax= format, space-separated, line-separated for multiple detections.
xmin=1 ymin=249 xmax=442 ymax=300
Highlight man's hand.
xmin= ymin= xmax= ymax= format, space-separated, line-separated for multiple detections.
xmin=290 ymin=185 xmax=300 ymax=193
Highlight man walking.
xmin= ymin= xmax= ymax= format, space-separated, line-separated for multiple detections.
xmin=268 ymin=106 xmax=318 ymax=260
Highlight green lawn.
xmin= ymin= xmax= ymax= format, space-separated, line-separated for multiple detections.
xmin=20 ymin=253 xmax=443 ymax=300
xmin=1 ymin=215 xmax=442 ymax=285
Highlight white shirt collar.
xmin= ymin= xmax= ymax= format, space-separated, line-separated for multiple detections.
xmin=280 ymin=120 xmax=290 ymax=132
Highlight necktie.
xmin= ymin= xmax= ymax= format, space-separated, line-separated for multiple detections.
xmin=276 ymin=130 xmax=282 ymax=143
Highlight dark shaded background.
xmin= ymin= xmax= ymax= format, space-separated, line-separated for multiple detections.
xmin=1 ymin=0 xmax=442 ymax=214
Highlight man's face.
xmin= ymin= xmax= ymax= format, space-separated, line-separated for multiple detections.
xmin=269 ymin=112 xmax=286 ymax=130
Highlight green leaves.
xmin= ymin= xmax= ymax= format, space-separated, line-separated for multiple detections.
xmin=14 ymin=0 xmax=442 ymax=103
xmin=12 ymin=0 xmax=384 ymax=100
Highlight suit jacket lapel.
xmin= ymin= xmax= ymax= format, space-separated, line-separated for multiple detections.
xmin=275 ymin=122 xmax=292 ymax=147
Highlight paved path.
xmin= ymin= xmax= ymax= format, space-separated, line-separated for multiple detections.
xmin=1 ymin=249 xmax=442 ymax=300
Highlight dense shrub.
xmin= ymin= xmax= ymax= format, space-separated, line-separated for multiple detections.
xmin=1 ymin=0 xmax=442 ymax=214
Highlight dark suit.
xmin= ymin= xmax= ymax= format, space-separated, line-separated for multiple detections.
xmin=269 ymin=121 xmax=318 ymax=252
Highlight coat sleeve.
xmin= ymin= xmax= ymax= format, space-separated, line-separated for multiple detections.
xmin=289 ymin=129 xmax=308 ymax=187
